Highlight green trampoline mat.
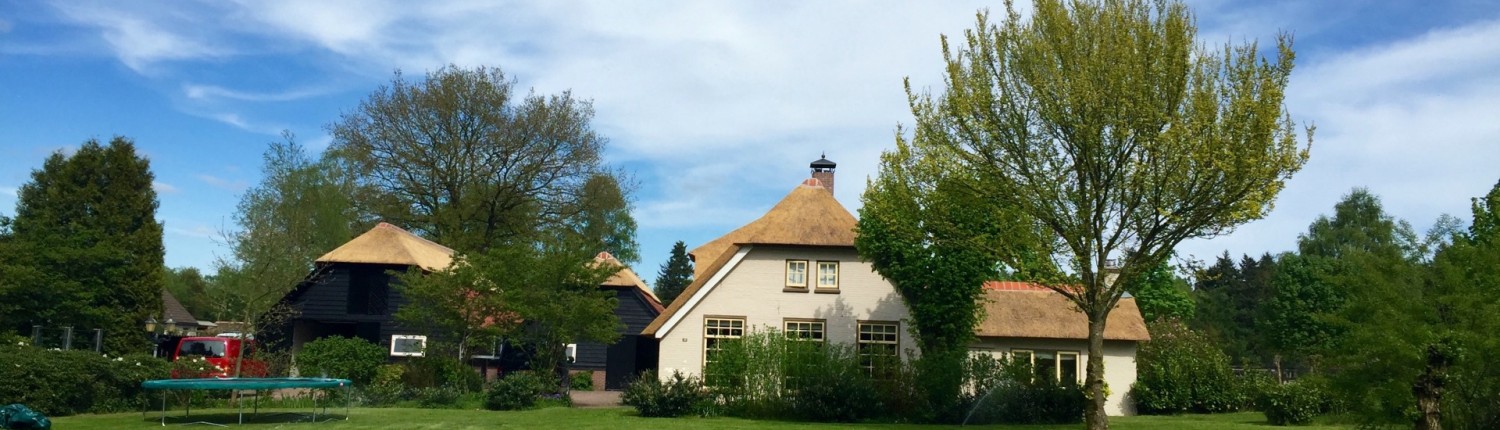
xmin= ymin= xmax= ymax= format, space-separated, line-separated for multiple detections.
xmin=143 ymin=377 xmax=352 ymax=390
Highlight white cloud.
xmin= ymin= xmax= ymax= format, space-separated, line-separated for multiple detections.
xmin=152 ymin=181 xmax=179 ymax=194
xmin=0 ymin=186 xmax=16 ymax=197
xmin=48 ymin=2 xmax=227 ymax=72
xmin=182 ymin=83 xmax=330 ymax=102
xmin=196 ymin=174 xmax=247 ymax=192
xmin=166 ymin=224 xmax=218 ymax=240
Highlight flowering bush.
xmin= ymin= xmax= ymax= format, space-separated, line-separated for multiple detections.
xmin=0 ymin=344 xmax=169 ymax=416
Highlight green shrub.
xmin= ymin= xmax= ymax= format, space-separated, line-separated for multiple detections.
xmin=1132 ymin=320 xmax=1245 ymax=414
xmin=296 ymin=336 xmax=386 ymax=385
xmin=962 ymin=355 xmax=1085 ymax=425
xmin=486 ymin=371 xmax=545 ymax=411
xmin=362 ymin=364 xmax=407 ymax=406
xmin=570 ymin=371 xmax=594 ymax=391
xmin=622 ymin=370 xmax=710 ymax=418
xmin=0 ymin=345 xmax=169 ymax=416
xmin=401 ymin=356 xmax=483 ymax=392
xmin=1260 ymin=379 xmax=1324 ymax=426
xmin=785 ymin=343 xmax=879 ymax=422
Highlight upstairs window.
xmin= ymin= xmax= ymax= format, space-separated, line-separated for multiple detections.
xmin=785 ymin=260 xmax=808 ymax=288
xmin=816 ymin=261 xmax=839 ymax=290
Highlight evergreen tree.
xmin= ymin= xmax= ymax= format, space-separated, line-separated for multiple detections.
xmin=1 ymin=137 xmax=163 ymax=354
xmin=653 ymin=241 xmax=693 ymax=305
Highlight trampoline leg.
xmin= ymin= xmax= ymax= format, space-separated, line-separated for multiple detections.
xmin=345 ymin=385 xmax=351 ymax=420
xmin=185 ymin=393 xmax=191 ymax=418
xmin=238 ymin=390 xmax=245 ymax=425
xmin=160 ymin=391 xmax=167 ymax=427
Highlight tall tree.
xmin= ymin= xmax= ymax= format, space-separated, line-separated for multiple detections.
xmin=1331 ymin=182 xmax=1500 ymax=430
xmin=569 ymin=173 xmax=640 ymax=264
xmin=1124 ymin=259 xmax=1194 ymax=322
xmin=0 ymin=137 xmax=163 ymax=354
xmin=653 ymin=241 xmax=693 ymax=305
xmin=397 ymin=234 xmax=620 ymax=389
xmin=328 ymin=65 xmax=618 ymax=254
xmin=213 ymin=135 xmax=363 ymax=375
xmin=164 ymin=267 xmax=216 ymax=322
xmin=892 ymin=1 xmax=1310 ymax=426
xmin=1262 ymin=189 xmax=1417 ymax=370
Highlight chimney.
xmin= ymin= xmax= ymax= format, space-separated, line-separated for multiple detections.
xmin=809 ymin=154 xmax=836 ymax=194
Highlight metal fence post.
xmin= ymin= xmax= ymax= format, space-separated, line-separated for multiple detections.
xmin=30 ymin=325 xmax=41 ymax=346
xmin=94 ymin=328 xmax=104 ymax=353
xmin=62 ymin=326 xmax=73 ymax=350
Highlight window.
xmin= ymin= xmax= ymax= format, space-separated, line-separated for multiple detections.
xmin=390 ymin=335 xmax=427 ymax=357
xmin=704 ymin=318 xmax=745 ymax=386
xmin=786 ymin=260 xmax=808 ymax=288
xmin=1010 ymin=348 xmax=1080 ymax=383
xmin=816 ymin=261 xmax=839 ymax=290
xmin=858 ymin=322 xmax=900 ymax=376
xmin=348 ymin=266 xmax=390 ymax=315
xmin=784 ymin=320 xmax=826 ymax=342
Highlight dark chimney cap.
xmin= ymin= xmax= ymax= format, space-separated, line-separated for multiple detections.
xmin=810 ymin=154 xmax=836 ymax=169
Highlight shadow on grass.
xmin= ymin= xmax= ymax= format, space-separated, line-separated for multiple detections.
xmin=144 ymin=411 xmax=349 ymax=425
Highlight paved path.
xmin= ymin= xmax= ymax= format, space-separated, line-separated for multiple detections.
xmin=571 ymin=390 xmax=623 ymax=408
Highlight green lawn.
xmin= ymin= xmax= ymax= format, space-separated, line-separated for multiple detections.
xmin=53 ymin=407 xmax=1348 ymax=429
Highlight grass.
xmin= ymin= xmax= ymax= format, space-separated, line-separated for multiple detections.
xmin=53 ymin=407 xmax=1351 ymax=429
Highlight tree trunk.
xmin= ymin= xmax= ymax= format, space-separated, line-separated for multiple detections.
xmin=1085 ymin=315 xmax=1109 ymax=430
xmin=1412 ymin=344 xmax=1451 ymax=430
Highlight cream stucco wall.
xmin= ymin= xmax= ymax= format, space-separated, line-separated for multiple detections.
xmin=657 ymin=245 xmax=916 ymax=376
xmin=970 ymin=337 xmax=1140 ymax=416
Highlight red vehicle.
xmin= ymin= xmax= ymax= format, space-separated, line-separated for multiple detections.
xmin=171 ymin=336 xmax=268 ymax=378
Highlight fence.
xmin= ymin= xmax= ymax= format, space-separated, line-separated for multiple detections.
xmin=29 ymin=325 xmax=105 ymax=352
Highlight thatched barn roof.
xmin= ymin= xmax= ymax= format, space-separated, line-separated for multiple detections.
xmin=315 ymin=223 xmax=455 ymax=271
xmin=689 ymin=178 xmax=855 ymax=279
xmin=646 ymin=179 xmax=854 ymax=336
xmin=976 ymin=282 xmax=1151 ymax=341
xmin=594 ymin=252 xmax=664 ymax=312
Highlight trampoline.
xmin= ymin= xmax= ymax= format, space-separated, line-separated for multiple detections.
xmin=142 ymin=378 xmax=353 ymax=426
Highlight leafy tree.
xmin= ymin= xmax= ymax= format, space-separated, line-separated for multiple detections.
xmin=891 ymin=0 xmax=1309 ymax=426
xmin=164 ymin=267 xmax=216 ymax=322
xmin=1331 ymin=182 xmax=1500 ymax=430
xmin=328 ymin=65 xmax=618 ymax=254
xmin=397 ymin=234 xmax=621 ymax=390
xmin=1124 ymin=259 xmax=1194 ymax=322
xmin=653 ymin=241 xmax=693 ymax=305
xmin=858 ymin=141 xmax=1019 ymax=419
xmin=1262 ymin=189 xmax=1416 ymax=370
xmin=569 ymin=173 xmax=640 ymax=264
xmin=0 ymin=137 xmax=163 ymax=355
xmin=213 ymin=135 xmax=363 ymax=376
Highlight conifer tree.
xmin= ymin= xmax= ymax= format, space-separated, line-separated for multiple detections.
xmin=2 ymin=137 xmax=163 ymax=354
xmin=653 ymin=241 xmax=693 ymax=305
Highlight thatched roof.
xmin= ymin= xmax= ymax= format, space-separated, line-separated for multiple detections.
xmin=594 ymin=252 xmax=664 ymax=312
xmin=315 ymin=222 xmax=455 ymax=271
xmin=689 ymin=178 xmax=856 ymax=278
xmin=646 ymin=179 xmax=856 ymax=336
xmin=976 ymin=282 xmax=1150 ymax=341
xmin=162 ymin=290 xmax=198 ymax=326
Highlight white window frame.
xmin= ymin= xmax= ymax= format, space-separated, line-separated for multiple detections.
xmin=785 ymin=260 xmax=808 ymax=288
xmin=390 ymin=334 xmax=427 ymax=357
xmin=816 ymin=261 xmax=839 ymax=290
xmin=784 ymin=319 xmax=826 ymax=342
xmin=565 ymin=343 xmax=578 ymax=363
xmin=857 ymin=322 xmax=900 ymax=374
xmin=1010 ymin=348 xmax=1080 ymax=383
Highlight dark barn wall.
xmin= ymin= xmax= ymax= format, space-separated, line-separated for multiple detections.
xmin=283 ymin=263 xmax=415 ymax=350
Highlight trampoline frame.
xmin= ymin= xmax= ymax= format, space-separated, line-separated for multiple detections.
xmin=141 ymin=378 xmax=352 ymax=426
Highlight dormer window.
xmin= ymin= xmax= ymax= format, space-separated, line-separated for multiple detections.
xmin=816 ymin=261 xmax=839 ymax=290
xmin=786 ymin=260 xmax=808 ymax=288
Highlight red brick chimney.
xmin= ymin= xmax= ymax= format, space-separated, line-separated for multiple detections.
xmin=810 ymin=154 xmax=835 ymax=194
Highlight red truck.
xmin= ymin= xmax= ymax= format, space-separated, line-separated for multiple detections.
xmin=171 ymin=336 xmax=268 ymax=378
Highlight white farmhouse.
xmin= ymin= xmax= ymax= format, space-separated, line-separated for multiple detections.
xmin=642 ymin=156 xmax=1150 ymax=416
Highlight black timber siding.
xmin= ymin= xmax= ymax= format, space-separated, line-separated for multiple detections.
xmin=573 ymin=286 xmax=662 ymax=389
xmin=280 ymin=263 xmax=417 ymax=350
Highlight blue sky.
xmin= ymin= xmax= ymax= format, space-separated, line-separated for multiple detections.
xmin=3 ymin=1 xmax=1499 ymax=282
